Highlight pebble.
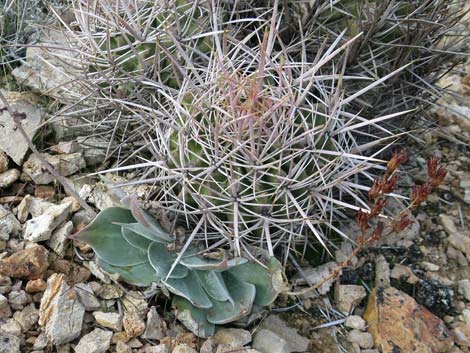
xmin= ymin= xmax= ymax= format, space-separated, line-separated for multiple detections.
xmin=74 ymin=328 xmax=113 ymax=353
xmin=24 ymin=201 xmax=72 ymax=242
xmin=142 ymin=307 xmax=166 ymax=340
xmin=213 ymin=328 xmax=252 ymax=348
xmin=390 ymin=264 xmax=419 ymax=284
xmin=123 ymin=312 xmax=146 ymax=338
xmin=345 ymin=315 xmax=367 ymax=331
xmin=8 ymin=290 xmax=31 ymax=310
xmin=74 ymin=283 xmax=101 ymax=311
xmin=0 ymin=245 xmax=49 ymax=280
xmin=0 ymin=169 xmax=20 ymax=188
xmin=0 ymin=152 xmax=8 ymax=173
xmin=293 ymin=262 xmax=339 ymax=295
xmin=347 ymin=330 xmax=374 ymax=349
xmin=452 ymin=325 xmax=470 ymax=347
xmin=116 ymin=341 xmax=133 ymax=353
xmin=259 ymin=315 xmax=309 ymax=352
xmin=47 ymin=221 xmax=73 ymax=256
xmin=0 ymin=332 xmax=20 ymax=353
xmin=0 ymin=205 xmax=21 ymax=241
xmin=0 ymin=318 xmax=22 ymax=336
xmin=93 ymin=311 xmax=123 ymax=331
xmin=458 ymin=280 xmax=470 ymax=301
xmin=33 ymin=333 xmax=48 ymax=350
xmin=335 ymin=284 xmax=366 ymax=314
xmin=25 ymin=279 xmax=47 ymax=293
xmin=38 ymin=273 xmax=85 ymax=345
xmin=171 ymin=344 xmax=197 ymax=353
xmin=252 ymin=329 xmax=290 ymax=353
xmin=422 ymin=261 xmax=440 ymax=272
xmin=374 ymin=254 xmax=390 ymax=287
xmin=13 ymin=302 xmax=39 ymax=332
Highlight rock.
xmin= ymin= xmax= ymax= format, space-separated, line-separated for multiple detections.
xmin=8 ymin=290 xmax=32 ymax=310
xmin=374 ymin=254 xmax=390 ymax=288
xmin=123 ymin=312 xmax=146 ymax=338
xmin=96 ymin=284 xmax=123 ymax=300
xmin=122 ymin=291 xmax=148 ymax=318
xmin=38 ymin=273 xmax=85 ymax=345
xmin=200 ymin=338 xmax=214 ymax=353
xmin=334 ymin=285 xmax=366 ymax=314
xmin=0 ymin=152 xmax=8 ymax=173
xmin=452 ymin=325 xmax=470 ymax=347
xmin=51 ymin=141 xmax=82 ymax=154
xmin=116 ymin=341 xmax=132 ymax=353
xmin=74 ymin=328 xmax=113 ymax=353
xmin=33 ymin=332 xmax=48 ymax=350
xmin=93 ymin=311 xmax=123 ymax=331
xmin=415 ymin=280 xmax=453 ymax=317
xmin=22 ymin=152 xmax=86 ymax=185
xmin=345 ymin=315 xmax=366 ymax=331
xmin=422 ymin=261 xmax=440 ymax=272
xmin=172 ymin=344 xmax=197 ymax=353
xmin=84 ymin=261 xmax=111 ymax=284
xmin=47 ymin=221 xmax=73 ymax=256
xmin=25 ymin=278 xmax=47 ymax=293
xmin=0 ymin=332 xmax=20 ymax=353
xmin=347 ymin=330 xmax=373 ymax=349
xmin=13 ymin=302 xmax=39 ymax=332
xmin=0 ymin=91 xmax=45 ymax=165
xmin=252 ymin=329 xmax=290 ymax=353
xmin=439 ymin=214 xmax=458 ymax=234
xmin=364 ymin=287 xmax=453 ymax=353
xmin=259 ymin=315 xmax=309 ymax=352
xmin=440 ymin=216 xmax=470 ymax=257
xmin=390 ymin=264 xmax=419 ymax=284
xmin=145 ymin=345 xmax=170 ymax=353
xmin=0 ymin=169 xmax=20 ymax=188
xmin=214 ymin=328 xmax=252 ymax=348
xmin=76 ymin=136 xmax=109 ymax=166
xmin=458 ymin=280 xmax=470 ymax=301
xmin=0 ymin=245 xmax=49 ymax=279
xmin=293 ymin=262 xmax=339 ymax=295
xmin=74 ymin=283 xmax=101 ymax=311
xmin=142 ymin=307 xmax=166 ymax=340
xmin=0 ymin=318 xmax=22 ymax=336
xmin=0 ymin=205 xmax=21 ymax=241
xmin=24 ymin=201 xmax=72 ymax=242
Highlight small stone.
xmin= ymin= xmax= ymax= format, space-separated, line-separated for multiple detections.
xmin=214 ymin=328 xmax=252 ymax=347
xmin=96 ymin=284 xmax=123 ymax=299
xmin=116 ymin=341 xmax=132 ymax=353
xmin=121 ymin=291 xmax=148 ymax=317
xmin=47 ymin=221 xmax=73 ymax=256
xmin=22 ymin=153 xmax=86 ymax=185
xmin=8 ymin=290 xmax=31 ymax=310
xmin=0 ymin=245 xmax=49 ymax=279
xmin=0 ymin=332 xmax=20 ymax=353
xmin=123 ymin=312 xmax=146 ymax=338
xmin=93 ymin=311 xmax=123 ymax=331
xmin=0 ymin=205 xmax=21 ymax=241
xmin=374 ymin=254 xmax=390 ymax=288
xmin=34 ymin=185 xmax=56 ymax=199
xmin=74 ymin=283 xmax=100 ymax=311
xmin=390 ymin=264 xmax=419 ymax=284
xmin=26 ymin=279 xmax=47 ymax=293
xmin=142 ymin=307 xmax=166 ymax=340
xmin=422 ymin=261 xmax=440 ymax=272
xmin=171 ymin=344 xmax=197 ymax=353
xmin=0 ymin=169 xmax=20 ymax=188
xmin=38 ymin=273 xmax=85 ymax=345
xmin=112 ymin=331 xmax=130 ymax=344
xmin=85 ymin=261 xmax=111 ymax=284
xmin=145 ymin=345 xmax=169 ymax=353
xmin=458 ymin=280 xmax=470 ymax=301
xmin=24 ymin=201 xmax=72 ymax=242
xmin=0 ymin=152 xmax=8 ymax=173
xmin=51 ymin=141 xmax=82 ymax=154
xmin=293 ymin=262 xmax=339 ymax=295
xmin=74 ymin=328 xmax=113 ymax=353
xmin=335 ymin=285 xmax=366 ymax=314
xmin=252 ymin=329 xmax=290 ymax=353
xmin=13 ymin=302 xmax=39 ymax=332
xmin=453 ymin=325 xmax=470 ymax=347
xmin=200 ymin=337 xmax=214 ymax=353
xmin=0 ymin=318 xmax=22 ymax=336
xmin=347 ymin=330 xmax=373 ymax=349
xmin=33 ymin=333 xmax=48 ymax=350
xmin=345 ymin=315 xmax=367 ymax=331
xmin=259 ymin=315 xmax=309 ymax=352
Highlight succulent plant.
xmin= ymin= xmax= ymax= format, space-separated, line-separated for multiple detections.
xmin=72 ymin=196 xmax=287 ymax=337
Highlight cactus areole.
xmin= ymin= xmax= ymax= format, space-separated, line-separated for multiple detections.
xmin=72 ymin=196 xmax=287 ymax=337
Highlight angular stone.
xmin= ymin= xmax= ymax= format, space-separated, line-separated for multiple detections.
xmin=335 ymin=285 xmax=366 ymax=314
xmin=0 ymin=90 xmax=44 ymax=165
xmin=0 ymin=245 xmax=49 ymax=279
xmin=26 ymin=278 xmax=47 ymax=293
xmin=0 ymin=169 xmax=20 ymax=188
xmin=33 ymin=332 xmax=48 ymax=350
xmin=24 ymin=201 xmax=72 ymax=242
xmin=172 ymin=344 xmax=197 ymax=353
xmin=22 ymin=152 xmax=86 ymax=185
xmin=74 ymin=328 xmax=113 ymax=353
xmin=39 ymin=273 xmax=85 ymax=345
xmin=93 ymin=311 xmax=122 ymax=331
xmin=0 ymin=318 xmax=22 ymax=336
xmin=458 ymin=280 xmax=470 ymax=301
xmin=452 ymin=325 xmax=470 ymax=347
xmin=13 ymin=302 xmax=39 ymax=332
xmin=293 ymin=262 xmax=340 ymax=295
xmin=0 ymin=332 xmax=20 ymax=353
xmin=142 ymin=307 xmax=166 ymax=340
xmin=8 ymin=290 xmax=32 ymax=310
xmin=259 ymin=315 xmax=309 ymax=352
xmin=214 ymin=328 xmax=252 ymax=348
xmin=252 ymin=329 xmax=290 ymax=353
xmin=0 ymin=152 xmax=8 ymax=173
xmin=345 ymin=315 xmax=366 ymax=331
xmin=347 ymin=330 xmax=373 ymax=349
xmin=74 ymin=283 xmax=100 ymax=311
xmin=0 ymin=205 xmax=21 ymax=241
xmin=47 ymin=221 xmax=73 ymax=256
xmin=364 ymin=287 xmax=453 ymax=353
xmin=123 ymin=312 xmax=146 ymax=338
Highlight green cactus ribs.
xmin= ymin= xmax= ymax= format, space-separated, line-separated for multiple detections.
xmin=72 ymin=196 xmax=288 ymax=337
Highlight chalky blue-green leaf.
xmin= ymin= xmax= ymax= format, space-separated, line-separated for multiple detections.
xmin=181 ymin=254 xmax=248 ymax=271
xmin=164 ymin=271 xmax=212 ymax=309
xmin=194 ymin=270 xmax=233 ymax=305
xmin=97 ymin=258 xmax=157 ymax=287
xmin=119 ymin=222 xmax=172 ymax=243
xmin=122 ymin=227 xmax=153 ymax=250
xmin=148 ymin=242 xmax=188 ymax=279
xmin=74 ymin=207 xmax=147 ymax=266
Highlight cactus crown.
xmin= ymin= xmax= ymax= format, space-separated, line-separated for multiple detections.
xmin=73 ymin=196 xmax=287 ymax=337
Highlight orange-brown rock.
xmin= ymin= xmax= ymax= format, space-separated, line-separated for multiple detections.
xmin=25 ymin=278 xmax=47 ymax=293
xmin=364 ymin=286 xmax=453 ymax=353
xmin=0 ymin=245 xmax=49 ymax=279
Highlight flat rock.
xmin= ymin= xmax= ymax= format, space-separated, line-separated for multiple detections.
xmin=0 ymin=169 xmax=20 ymax=188
xmin=38 ymin=273 xmax=85 ymax=345
xmin=364 ymin=286 xmax=453 ymax=353
xmin=74 ymin=328 xmax=113 ymax=353
xmin=213 ymin=328 xmax=252 ymax=348
xmin=458 ymin=280 xmax=470 ymax=301
xmin=259 ymin=315 xmax=309 ymax=352
xmin=24 ymin=201 xmax=72 ymax=242
xmin=142 ymin=307 xmax=166 ymax=340
xmin=252 ymin=329 xmax=290 ymax=353
xmin=74 ymin=283 xmax=100 ymax=311
xmin=335 ymin=284 xmax=366 ymax=314
xmin=347 ymin=330 xmax=373 ymax=349
xmin=13 ymin=302 xmax=39 ymax=332
xmin=0 ymin=90 xmax=45 ymax=165
xmin=22 ymin=152 xmax=86 ymax=185
xmin=452 ymin=325 xmax=470 ymax=347
xmin=47 ymin=221 xmax=73 ymax=256
xmin=0 ymin=245 xmax=49 ymax=279
xmin=93 ymin=311 xmax=123 ymax=331
xmin=7 ymin=290 xmax=31 ymax=310
xmin=0 ymin=332 xmax=20 ymax=353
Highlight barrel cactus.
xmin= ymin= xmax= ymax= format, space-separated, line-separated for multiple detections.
xmin=72 ymin=196 xmax=287 ymax=337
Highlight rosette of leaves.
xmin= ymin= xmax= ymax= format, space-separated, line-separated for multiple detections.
xmin=73 ymin=197 xmax=287 ymax=337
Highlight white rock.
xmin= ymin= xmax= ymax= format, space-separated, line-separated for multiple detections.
xmin=0 ymin=332 xmax=20 ymax=353
xmin=0 ymin=91 xmax=44 ymax=165
xmin=335 ymin=285 xmax=366 ymax=314
xmin=51 ymin=141 xmax=82 ymax=154
xmin=0 ymin=318 xmax=22 ymax=336
xmin=259 ymin=315 xmax=309 ymax=352
xmin=0 ymin=205 xmax=21 ymax=241
xmin=345 ymin=315 xmax=366 ymax=331
xmin=13 ymin=302 xmax=39 ymax=332
xmin=422 ymin=261 xmax=440 ymax=272
xmin=347 ymin=330 xmax=374 ymax=349
xmin=93 ymin=311 xmax=122 ymax=331
xmin=74 ymin=328 xmax=113 ymax=353
xmin=293 ymin=262 xmax=340 ymax=295
xmin=214 ymin=328 xmax=252 ymax=348
xmin=22 ymin=152 xmax=86 ymax=185
xmin=24 ymin=201 xmax=72 ymax=243
xmin=0 ymin=169 xmax=20 ymax=188
xmin=142 ymin=307 xmax=166 ymax=340
xmin=8 ymin=290 xmax=31 ymax=310
xmin=84 ymin=261 xmax=111 ymax=284
xmin=47 ymin=221 xmax=73 ymax=256
xmin=252 ymin=329 xmax=290 ymax=353
xmin=33 ymin=333 xmax=48 ymax=350
xmin=74 ymin=283 xmax=101 ymax=311
xmin=39 ymin=274 xmax=85 ymax=345
xmin=458 ymin=280 xmax=470 ymax=301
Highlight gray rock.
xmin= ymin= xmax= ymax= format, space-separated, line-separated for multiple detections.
xmin=375 ymin=254 xmax=391 ymax=288
xmin=0 ymin=332 xmax=20 ymax=353
xmin=259 ymin=315 xmax=309 ymax=352
xmin=76 ymin=137 xmax=109 ymax=166
xmin=51 ymin=141 xmax=82 ymax=154
xmin=335 ymin=285 xmax=366 ymax=314
xmin=142 ymin=307 xmax=165 ymax=340
xmin=0 ymin=169 xmax=20 ymax=188
xmin=13 ymin=302 xmax=39 ymax=332
xmin=0 ymin=318 xmax=22 ymax=336
xmin=214 ymin=328 xmax=252 ymax=348
xmin=347 ymin=330 xmax=374 ymax=349
xmin=74 ymin=283 xmax=101 ymax=311
xmin=0 ymin=205 xmax=21 ymax=241
xmin=22 ymin=152 xmax=86 ymax=185
xmin=116 ymin=341 xmax=132 ymax=353
xmin=93 ymin=311 xmax=122 ymax=331
xmin=252 ymin=329 xmax=290 ymax=353
xmin=0 ymin=152 xmax=8 ymax=173
xmin=458 ymin=280 xmax=470 ymax=301
xmin=33 ymin=333 xmax=48 ymax=350
xmin=344 ymin=315 xmax=366 ymax=331
xmin=47 ymin=221 xmax=73 ymax=256
xmin=24 ymin=201 xmax=72 ymax=242
xmin=8 ymin=290 xmax=31 ymax=310
xmin=74 ymin=328 xmax=113 ymax=353
xmin=0 ymin=91 xmax=45 ymax=165
xmin=293 ymin=262 xmax=340 ymax=295
xmin=39 ymin=273 xmax=85 ymax=345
